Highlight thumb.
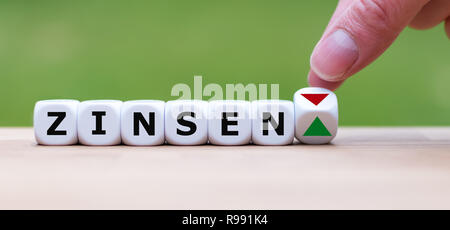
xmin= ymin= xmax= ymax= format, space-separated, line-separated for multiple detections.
xmin=309 ymin=0 xmax=430 ymax=85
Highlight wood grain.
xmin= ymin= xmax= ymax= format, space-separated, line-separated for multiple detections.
xmin=1 ymin=127 xmax=450 ymax=210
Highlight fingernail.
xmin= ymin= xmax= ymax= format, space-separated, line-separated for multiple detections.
xmin=310 ymin=29 xmax=358 ymax=81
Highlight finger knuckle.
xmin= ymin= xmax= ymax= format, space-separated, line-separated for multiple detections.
xmin=350 ymin=0 xmax=401 ymax=34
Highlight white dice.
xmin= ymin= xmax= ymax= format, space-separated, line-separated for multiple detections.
xmin=33 ymin=88 xmax=339 ymax=146
xmin=121 ymin=100 xmax=165 ymax=146
xmin=251 ymin=100 xmax=294 ymax=145
xmin=208 ymin=100 xmax=251 ymax=145
xmin=34 ymin=99 xmax=79 ymax=145
xmin=77 ymin=100 xmax=122 ymax=146
xmin=164 ymin=100 xmax=208 ymax=145
xmin=294 ymin=87 xmax=338 ymax=144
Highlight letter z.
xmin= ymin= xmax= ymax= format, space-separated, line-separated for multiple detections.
xmin=47 ymin=112 xmax=67 ymax=135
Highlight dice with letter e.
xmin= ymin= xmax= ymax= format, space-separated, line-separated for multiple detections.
xmin=34 ymin=99 xmax=79 ymax=145
xmin=294 ymin=87 xmax=338 ymax=144
xmin=251 ymin=100 xmax=294 ymax=145
xmin=165 ymin=100 xmax=208 ymax=145
xmin=208 ymin=100 xmax=251 ymax=145
xmin=77 ymin=100 xmax=122 ymax=145
xmin=121 ymin=100 xmax=165 ymax=146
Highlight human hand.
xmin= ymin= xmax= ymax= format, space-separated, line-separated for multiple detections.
xmin=308 ymin=0 xmax=450 ymax=91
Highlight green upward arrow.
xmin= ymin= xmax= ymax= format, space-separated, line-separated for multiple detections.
xmin=303 ymin=117 xmax=331 ymax=136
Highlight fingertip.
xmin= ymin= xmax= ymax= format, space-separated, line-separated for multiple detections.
xmin=310 ymin=29 xmax=359 ymax=82
xmin=307 ymin=70 xmax=344 ymax=91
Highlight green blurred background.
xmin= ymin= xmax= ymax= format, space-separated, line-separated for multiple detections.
xmin=1 ymin=0 xmax=449 ymax=126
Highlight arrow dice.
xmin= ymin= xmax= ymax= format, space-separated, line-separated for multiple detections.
xmin=294 ymin=87 xmax=338 ymax=144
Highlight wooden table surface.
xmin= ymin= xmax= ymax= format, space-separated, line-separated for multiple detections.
xmin=1 ymin=127 xmax=450 ymax=210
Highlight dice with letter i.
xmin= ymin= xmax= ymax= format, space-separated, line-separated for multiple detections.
xmin=77 ymin=100 xmax=122 ymax=146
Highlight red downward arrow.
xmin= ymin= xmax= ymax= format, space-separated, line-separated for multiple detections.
xmin=301 ymin=93 xmax=329 ymax=106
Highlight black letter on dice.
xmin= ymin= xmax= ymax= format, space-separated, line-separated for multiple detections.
xmin=47 ymin=112 xmax=67 ymax=135
xmin=177 ymin=112 xmax=197 ymax=136
xmin=92 ymin=111 xmax=106 ymax=135
xmin=133 ymin=112 xmax=155 ymax=136
xmin=262 ymin=112 xmax=284 ymax=136
xmin=222 ymin=112 xmax=238 ymax=136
